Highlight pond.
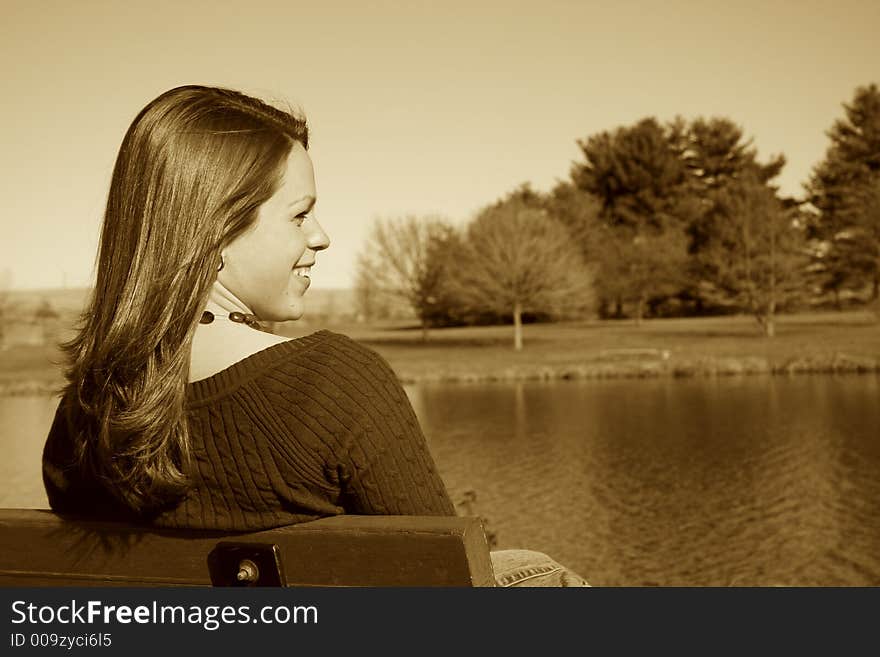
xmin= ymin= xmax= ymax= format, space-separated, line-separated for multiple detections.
xmin=407 ymin=375 xmax=880 ymax=586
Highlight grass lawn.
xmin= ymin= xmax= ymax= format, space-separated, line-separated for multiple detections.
xmin=312 ymin=310 xmax=880 ymax=382
xmin=2 ymin=310 xmax=878 ymax=392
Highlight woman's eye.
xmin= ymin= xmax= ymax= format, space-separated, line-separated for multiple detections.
xmin=292 ymin=213 xmax=309 ymax=226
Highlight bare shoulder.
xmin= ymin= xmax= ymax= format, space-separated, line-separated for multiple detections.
xmin=189 ymin=324 xmax=291 ymax=383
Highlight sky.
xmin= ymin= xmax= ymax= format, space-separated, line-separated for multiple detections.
xmin=1 ymin=0 xmax=878 ymax=291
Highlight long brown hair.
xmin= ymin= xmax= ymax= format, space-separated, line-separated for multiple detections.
xmin=62 ymin=85 xmax=308 ymax=515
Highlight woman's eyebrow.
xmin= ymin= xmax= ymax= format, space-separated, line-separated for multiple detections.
xmin=288 ymin=195 xmax=316 ymax=211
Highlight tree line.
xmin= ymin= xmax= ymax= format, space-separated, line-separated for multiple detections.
xmin=356 ymin=83 xmax=880 ymax=348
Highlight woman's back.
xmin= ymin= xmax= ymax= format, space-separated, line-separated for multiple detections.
xmin=44 ymin=330 xmax=455 ymax=530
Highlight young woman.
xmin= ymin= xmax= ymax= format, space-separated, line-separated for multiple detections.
xmin=42 ymin=85 xmax=588 ymax=586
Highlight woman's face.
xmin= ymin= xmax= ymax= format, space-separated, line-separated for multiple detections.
xmin=218 ymin=142 xmax=330 ymax=321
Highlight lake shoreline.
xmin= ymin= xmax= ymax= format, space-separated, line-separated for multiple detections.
xmin=391 ymin=352 xmax=880 ymax=383
xmin=3 ymin=351 xmax=878 ymax=396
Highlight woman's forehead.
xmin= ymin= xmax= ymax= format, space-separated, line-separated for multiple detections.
xmin=275 ymin=144 xmax=316 ymax=203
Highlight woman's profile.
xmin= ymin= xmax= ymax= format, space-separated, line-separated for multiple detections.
xmin=41 ymin=85 xmax=588 ymax=586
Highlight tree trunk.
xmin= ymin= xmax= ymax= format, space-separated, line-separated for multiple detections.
xmin=757 ymin=299 xmax=777 ymax=337
xmin=513 ymin=301 xmax=523 ymax=351
xmin=769 ymin=222 xmax=776 ymax=337
xmin=420 ymin=317 xmax=429 ymax=343
xmin=766 ymin=233 xmax=776 ymax=339
xmin=635 ymin=295 xmax=645 ymax=327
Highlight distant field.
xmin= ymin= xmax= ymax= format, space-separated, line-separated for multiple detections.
xmin=2 ymin=286 xmax=360 ymax=321
xmin=3 ymin=287 xmax=91 ymax=317
xmin=3 ymin=304 xmax=878 ymax=392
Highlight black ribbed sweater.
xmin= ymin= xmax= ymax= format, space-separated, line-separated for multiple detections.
xmin=42 ymin=330 xmax=455 ymax=530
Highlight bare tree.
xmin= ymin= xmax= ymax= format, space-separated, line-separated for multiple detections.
xmin=698 ymin=177 xmax=808 ymax=337
xmin=449 ymin=198 xmax=595 ymax=350
xmin=356 ymin=215 xmax=453 ymax=340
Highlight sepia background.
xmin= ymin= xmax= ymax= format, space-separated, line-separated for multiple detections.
xmin=1 ymin=0 xmax=879 ymax=585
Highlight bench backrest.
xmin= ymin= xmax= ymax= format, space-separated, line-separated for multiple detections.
xmin=0 ymin=510 xmax=495 ymax=587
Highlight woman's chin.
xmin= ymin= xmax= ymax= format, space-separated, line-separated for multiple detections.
xmin=268 ymin=306 xmax=304 ymax=323
xmin=252 ymin=295 xmax=306 ymax=323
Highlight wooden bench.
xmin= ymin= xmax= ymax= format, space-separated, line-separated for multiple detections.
xmin=0 ymin=509 xmax=496 ymax=587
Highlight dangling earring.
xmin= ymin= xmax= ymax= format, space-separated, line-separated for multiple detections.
xmin=217 ymin=254 xmax=225 ymax=272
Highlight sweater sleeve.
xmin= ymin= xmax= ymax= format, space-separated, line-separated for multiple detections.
xmin=323 ymin=336 xmax=455 ymax=516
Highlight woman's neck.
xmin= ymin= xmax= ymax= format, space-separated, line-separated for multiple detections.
xmin=202 ymin=281 xmax=253 ymax=317
xmin=189 ymin=282 xmax=287 ymax=383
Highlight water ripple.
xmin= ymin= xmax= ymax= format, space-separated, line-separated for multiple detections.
xmin=409 ymin=376 xmax=880 ymax=586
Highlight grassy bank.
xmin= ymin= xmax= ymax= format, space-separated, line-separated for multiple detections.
xmin=344 ymin=311 xmax=880 ymax=383
xmin=1 ymin=311 xmax=878 ymax=395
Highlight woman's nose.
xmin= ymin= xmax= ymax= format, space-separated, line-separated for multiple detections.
xmin=308 ymin=216 xmax=330 ymax=251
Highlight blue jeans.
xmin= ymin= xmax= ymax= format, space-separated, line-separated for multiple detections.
xmin=490 ymin=550 xmax=591 ymax=587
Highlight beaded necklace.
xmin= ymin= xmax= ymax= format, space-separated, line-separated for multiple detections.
xmin=199 ymin=310 xmax=265 ymax=331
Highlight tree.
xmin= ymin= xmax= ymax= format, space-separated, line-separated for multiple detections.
xmin=683 ymin=117 xmax=785 ymax=191
xmin=680 ymin=117 xmax=786 ymax=312
xmin=573 ymin=117 xmax=690 ymax=232
xmin=570 ymin=118 xmax=695 ymax=320
xmin=698 ymin=176 xmax=809 ymax=336
xmin=356 ymin=215 xmax=454 ymax=340
xmin=448 ymin=197 xmax=594 ymax=350
xmin=852 ymin=176 xmax=880 ymax=303
xmin=418 ymin=228 xmax=473 ymax=327
xmin=593 ymin=222 xmax=690 ymax=324
xmin=683 ymin=117 xmax=785 ymax=250
xmin=544 ymin=181 xmax=604 ymax=256
xmin=805 ymin=162 xmax=859 ymax=307
xmin=354 ymin=262 xmax=394 ymax=322
xmin=810 ymin=174 xmax=880 ymax=307
xmin=806 ymin=83 xmax=880 ymax=303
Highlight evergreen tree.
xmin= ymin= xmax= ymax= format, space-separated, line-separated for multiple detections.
xmin=573 ymin=117 xmax=690 ymax=231
xmin=682 ymin=117 xmax=786 ymax=311
xmin=571 ymin=118 xmax=693 ymax=320
xmin=847 ymin=175 xmax=880 ymax=302
xmin=684 ymin=117 xmax=784 ymax=191
xmin=806 ymin=83 xmax=880 ymax=303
